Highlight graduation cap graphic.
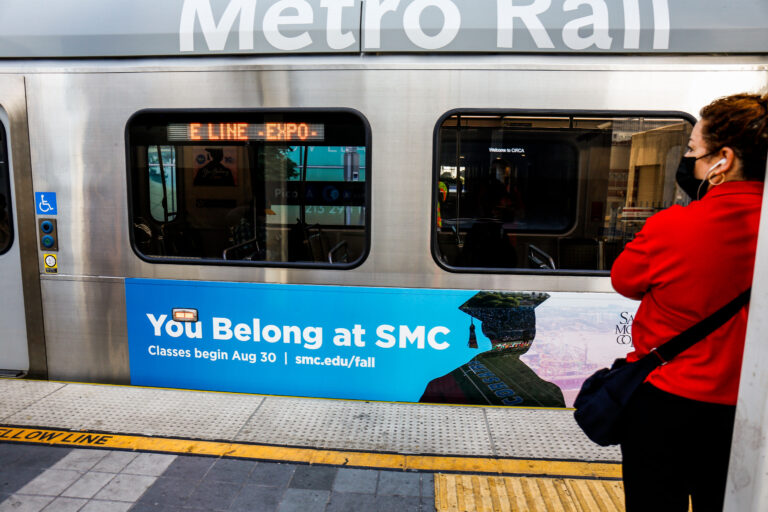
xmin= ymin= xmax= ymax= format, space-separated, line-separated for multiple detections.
xmin=459 ymin=292 xmax=550 ymax=350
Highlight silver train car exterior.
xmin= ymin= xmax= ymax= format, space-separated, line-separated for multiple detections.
xmin=1 ymin=1 xmax=768 ymax=506
xmin=0 ymin=0 xmax=766 ymax=395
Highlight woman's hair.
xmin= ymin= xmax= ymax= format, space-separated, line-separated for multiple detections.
xmin=700 ymin=92 xmax=768 ymax=181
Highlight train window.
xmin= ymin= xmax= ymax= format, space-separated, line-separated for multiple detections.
xmin=434 ymin=113 xmax=693 ymax=273
xmin=0 ymin=122 xmax=12 ymax=255
xmin=128 ymin=111 xmax=369 ymax=266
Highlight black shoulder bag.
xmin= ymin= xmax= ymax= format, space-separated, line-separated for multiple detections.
xmin=573 ymin=288 xmax=751 ymax=447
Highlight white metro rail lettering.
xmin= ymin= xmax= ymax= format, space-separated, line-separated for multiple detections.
xmin=496 ymin=0 xmax=670 ymax=50
xmin=180 ymin=0 xmax=356 ymax=52
xmin=179 ymin=0 xmax=671 ymax=53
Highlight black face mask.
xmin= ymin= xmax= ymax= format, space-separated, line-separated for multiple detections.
xmin=676 ymin=156 xmax=707 ymax=200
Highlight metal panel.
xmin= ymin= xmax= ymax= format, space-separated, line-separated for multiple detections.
xmin=18 ymin=55 xmax=768 ymax=383
xmin=0 ymin=74 xmax=46 ymax=377
xmin=40 ymin=277 xmax=129 ymax=383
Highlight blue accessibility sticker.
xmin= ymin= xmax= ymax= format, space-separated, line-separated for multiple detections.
xmin=35 ymin=192 xmax=57 ymax=215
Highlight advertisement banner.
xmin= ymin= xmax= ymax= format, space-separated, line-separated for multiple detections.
xmin=126 ymin=279 xmax=639 ymax=407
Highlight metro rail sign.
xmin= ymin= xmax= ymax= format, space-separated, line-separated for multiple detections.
xmin=0 ymin=0 xmax=767 ymax=57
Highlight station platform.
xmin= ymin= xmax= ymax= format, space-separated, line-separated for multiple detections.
xmin=0 ymin=379 xmax=624 ymax=511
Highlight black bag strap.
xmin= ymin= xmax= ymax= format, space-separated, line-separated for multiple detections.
xmin=648 ymin=288 xmax=751 ymax=366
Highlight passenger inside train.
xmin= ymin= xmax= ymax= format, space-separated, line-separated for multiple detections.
xmin=434 ymin=114 xmax=692 ymax=272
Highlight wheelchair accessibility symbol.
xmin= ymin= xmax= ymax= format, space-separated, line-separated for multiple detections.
xmin=35 ymin=192 xmax=58 ymax=215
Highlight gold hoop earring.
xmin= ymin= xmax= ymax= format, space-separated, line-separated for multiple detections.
xmin=707 ymin=170 xmax=726 ymax=186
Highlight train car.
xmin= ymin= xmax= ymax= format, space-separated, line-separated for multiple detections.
xmin=0 ymin=0 xmax=766 ymax=411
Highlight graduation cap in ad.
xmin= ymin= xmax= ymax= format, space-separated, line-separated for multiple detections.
xmin=459 ymin=292 xmax=550 ymax=351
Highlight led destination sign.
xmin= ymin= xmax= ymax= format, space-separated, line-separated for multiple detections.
xmin=167 ymin=123 xmax=325 ymax=142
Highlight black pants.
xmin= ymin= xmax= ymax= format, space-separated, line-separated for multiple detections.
xmin=620 ymin=383 xmax=736 ymax=512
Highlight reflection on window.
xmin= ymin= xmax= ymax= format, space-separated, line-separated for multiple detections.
xmin=129 ymin=112 xmax=368 ymax=266
xmin=0 ymin=124 xmax=11 ymax=255
xmin=148 ymin=146 xmax=177 ymax=222
xmin=266 ymin=145 xmax=367 ymax=227
xmin=434 ymin=114 xmax=692 ymax=272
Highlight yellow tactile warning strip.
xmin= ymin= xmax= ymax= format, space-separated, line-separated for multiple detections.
xmin=435 ymin=474 xmax=626 ymax=512
xmin=0 ymin=425 xmax=621 ymax=479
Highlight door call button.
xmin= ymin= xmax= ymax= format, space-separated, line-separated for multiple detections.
xmin=38 ymin=218 xmax=58 ymax=251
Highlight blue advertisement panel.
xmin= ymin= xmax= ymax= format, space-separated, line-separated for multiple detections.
xmin=126 ymin=279 xmax=638 ymax=407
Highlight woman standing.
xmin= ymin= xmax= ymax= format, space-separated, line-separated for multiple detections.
xmin=611 ymin=93 xmax=768 ymax=511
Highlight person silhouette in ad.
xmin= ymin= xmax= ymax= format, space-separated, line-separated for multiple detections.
xmin=420 ymin=291 xmax=565 ymax=407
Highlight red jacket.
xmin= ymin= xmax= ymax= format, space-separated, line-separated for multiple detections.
xmin=611 ymin=181 xmax=763 ymax=405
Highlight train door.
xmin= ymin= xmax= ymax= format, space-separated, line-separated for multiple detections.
xmin=0 ymin=109 xmax=29 ymax=375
